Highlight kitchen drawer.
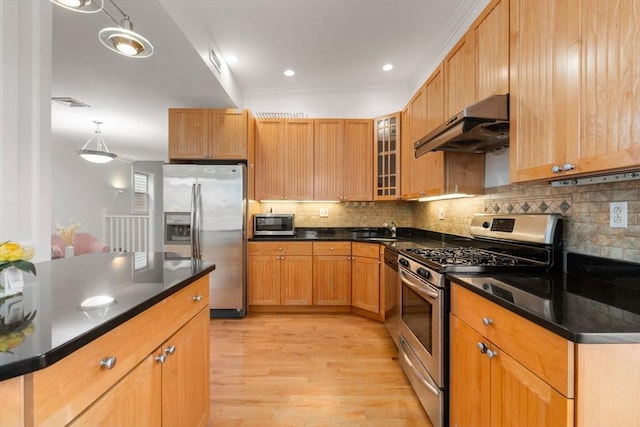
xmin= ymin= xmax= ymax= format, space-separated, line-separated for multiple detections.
xmin=29 ymin=275 xmax=209 ymax=426
xmin=249 ymin=241 xmax=313 ymax=256
xmin=451 ymin=284 xmax=574 ymax=397
xmin=352 ymin=242 xmax=379 ymax=259
xmin=313 ymin=241 xmax=351 ymax=256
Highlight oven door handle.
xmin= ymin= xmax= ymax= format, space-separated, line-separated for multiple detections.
xmin=399 ymin=336 xmax=441 ymax=397
xmin=400 ymin=270 xmax=439 ymax=301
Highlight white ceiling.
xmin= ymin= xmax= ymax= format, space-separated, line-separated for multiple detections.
xmin=51 ymin=0 xmax=488 ymax=161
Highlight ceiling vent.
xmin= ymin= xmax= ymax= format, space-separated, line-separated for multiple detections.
xmin=52 ymin=97 xmax=91 ymax=108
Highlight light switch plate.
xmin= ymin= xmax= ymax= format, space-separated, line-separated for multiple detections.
xmin=319 ymin=208 xmax=329 ymax=218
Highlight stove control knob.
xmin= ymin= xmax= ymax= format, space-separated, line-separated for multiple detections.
xmin=416 ymin=268 xmax=430 ymax=279
xmin=482 ymin=221 xmax=490 ymax=229
xmin=399 ymin=258 xmax=409 ymax=268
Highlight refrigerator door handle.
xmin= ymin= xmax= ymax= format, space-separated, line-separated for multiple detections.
xmin=195 ymin=183 xmax=202 ymax=259
xmin=190 ymin=183 xmax=197 ymax=258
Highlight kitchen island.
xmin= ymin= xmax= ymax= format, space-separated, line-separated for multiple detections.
xmin=0 ymin=252 xmax=214 ymax=426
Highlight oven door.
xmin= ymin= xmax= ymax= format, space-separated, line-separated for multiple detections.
xmin=398 ymin=267 xmax=443 ymax=386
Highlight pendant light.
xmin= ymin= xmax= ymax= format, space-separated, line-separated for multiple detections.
xmin=77 ymin=121 xmax=118 ymax=164
xmin=51 ymin=0 xmax=153 ymax=58
xmin=50 ymin=0 xmax=103 ymax=13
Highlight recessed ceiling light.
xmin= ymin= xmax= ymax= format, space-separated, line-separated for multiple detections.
xmin=382 ymin=63 xmax=394 ymax=71
xmin=226 ymin=55 xmax=238 ymax=64
xmin=284 ymin=69 xmax=295 ymax=77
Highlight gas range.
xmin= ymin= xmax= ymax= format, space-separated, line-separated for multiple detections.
xmin=399 ymin=213 xmax=563 ymax=278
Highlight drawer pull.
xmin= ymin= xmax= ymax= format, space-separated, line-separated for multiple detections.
xmin=100 ymin=356 xmax=117 ymax=370
xmin=482 ymin=317 xmax=494 ymax=326
xmin=330 ymin=247 xmax=335 ymax=251
xmin=486 ymin=349 xmax=498 ymax=359
xmin=164 ymin=345 xmax=176 ymax=356
xmin=477 ymin=342 xmax=488 ymax=354
xmin=155 ymin=354 xmax=167 ymax=364
xmin=278 ymin=247 xmax=283 ymax=251
xmin=192 ymin=294 xmax=203 ymax=302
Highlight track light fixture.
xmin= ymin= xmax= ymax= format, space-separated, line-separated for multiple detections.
xmin=77 ymin=121 xmax=118 ymax=164
xmin=51 ymin=0 xmax=154 ymax=58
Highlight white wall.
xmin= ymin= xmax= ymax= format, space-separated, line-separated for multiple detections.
xmin=0 ymin=1 xmax=52 ymax=262
xmin=51 ymin=142 xmax=132 ymax=242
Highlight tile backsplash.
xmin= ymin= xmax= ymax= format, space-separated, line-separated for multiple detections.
xmin=253 ymin=179 xmax=640 ymax=263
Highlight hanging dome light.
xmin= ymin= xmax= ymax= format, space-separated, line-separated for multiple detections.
xmin=98 ymin=16 xmax=154 ymax=58
xmin=77 ymin=121 xmax=118 ymax=164
xmin=50 ymin=0 xmax=104 ymax=13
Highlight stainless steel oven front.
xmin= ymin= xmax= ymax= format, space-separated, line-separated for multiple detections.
xmin=398 ymin=256 xmax=445 ymax=427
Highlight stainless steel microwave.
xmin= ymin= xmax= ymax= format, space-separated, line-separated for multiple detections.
xmin=253 ymin=214 xmax=295 ymax=236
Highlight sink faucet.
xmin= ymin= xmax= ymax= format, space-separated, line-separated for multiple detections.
xmin=385 ymin=221 xmax=397 ymax=238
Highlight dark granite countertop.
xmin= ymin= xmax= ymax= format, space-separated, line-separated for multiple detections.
xmin=449 ymin=253 xmax=640 ymax=344
xmin=0 ymin=252 xmax=215 ymax=382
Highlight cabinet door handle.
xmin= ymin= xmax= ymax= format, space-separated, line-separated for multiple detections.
xmin=482 ymin=317 xmax=493 ymax=326
xmin=477 ymin=342 xmax=488 ymax=354
xmin=486 ymin=349 xmax=498 ymax=359
xmin=100 ymin=356 xmax=117 ymax=370
xmin=192 ymin=294 xmax=203 ymax=302
xmin=164 ymin=345 xmax=176 ymax=356
xmin=155 ymin=354 xmax=167 ymax=364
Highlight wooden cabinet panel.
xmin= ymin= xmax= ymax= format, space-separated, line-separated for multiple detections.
xmin=352 ymin=242 xmax=379 ymax=258
xmin=69 ymin=355 xmax=161 ymax=427
xmin=344 ymin=119 xmax=374 ymax=201
xmin=449 ymin=315 xmax=491 ymax=427
xmin=408 ymin=84 xmax=428 ymax=144
xmin=444 ymin=32 xmax=477 ymax=118
xmin=284 ymin=120 xmax=314 ymax=200
xmin=0 ymin=376 xmax=24 ymax=427
xmin=312 ymin=241 xmax=351 ymax=256
xmin=248 ymin=254 xmax=281 ymax=305
xmin=161 ymin=308 xmax=210 ymax=427
xmin=254 ymin=119 xmax=314 ymax=200
xmin=280 ymin=256 xmax=313 ymax=305
xmin=475 ymin=0 xmax=509 ymax=99
xmin=313 ymin=255 xmax=351 ymax=306
xmin=208 ymin=109 xmax=248 ymax=159
xmin=509 ymin=0 xmax=581 ymax=182
xmin=254 ymin=120 xmax=285 ymax=200
xmin=490 ymin=347 xmax=573 ymax=427
xmin=577 ymin=0 xmax=640 ymax=175
xmin=248 ymin=242 xmax=313 ymax=256
xmin=314 ymin=119 xmax=345 ymax=200
xmin=168 ymin=109 xmax=207 ymax=160
xmin=351 ymin=251 xmax=380 ymax=314
xmin=400 ymin=107 xmax=411 ymax=198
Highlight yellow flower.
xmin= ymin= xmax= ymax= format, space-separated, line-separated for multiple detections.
xmin=0 ymin=241 xmax=36 ymax=276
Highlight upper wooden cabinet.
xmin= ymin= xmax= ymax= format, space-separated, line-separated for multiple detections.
xmin=254 ymin=119 xmax=314 ymax=200
xmin=168 ymin=109 xmax=252 ymax=161
xmin=314 ymin=119 xmax=374 ymax=201
xmin=374 ymin=113 xmax=401 ymax=200
xmin=510 ymin=0 xmax=640 ymax=182
xmin=474 ymin=0 xmax=510 ymax=100
xmin=444 ymin=31 xmax=477 ymax=118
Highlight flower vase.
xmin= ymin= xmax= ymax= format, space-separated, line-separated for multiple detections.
xmin=65 ymin=245 xmax=75 ymax=257
xmin=0 ymin=266 xmax=24 ymax=295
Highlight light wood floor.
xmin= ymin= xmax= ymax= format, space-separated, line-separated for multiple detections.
xmin=209 ymin=313 xmax=433 ymax=426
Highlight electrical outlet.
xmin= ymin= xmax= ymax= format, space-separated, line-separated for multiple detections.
xmin=319 ymin=208 xmax=329 ymax=218
xmin=438 ymin=208 xmax=445 ymax=220
xmin=610 ymin=201 xmax=628 ymax=228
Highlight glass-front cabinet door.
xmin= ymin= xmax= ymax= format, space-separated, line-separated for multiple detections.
xmin=374 ymin=113 xmax=401 ymax=200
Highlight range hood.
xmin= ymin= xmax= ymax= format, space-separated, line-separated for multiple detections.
xmin=414 ymin=94 xmax=509 ymax=157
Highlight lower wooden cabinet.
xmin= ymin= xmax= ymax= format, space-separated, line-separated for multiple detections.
xmin=312 ymin=242 xmax=352 ymax=305
xmin=24 ymin=276 xmax=210 ymax=427
xmin=450 ymin=284 xmax=573 ymax=427
xmin=351 ymin=243 xmax=381 ymax=314
xmin=249 ymin=241 xmax=383 ymax=317
xmin=248 ymin=242 xmax=313 ymax=305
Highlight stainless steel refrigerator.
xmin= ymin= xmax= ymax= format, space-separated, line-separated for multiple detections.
xmin=163 ymin=164 xmax=246 ymax=318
